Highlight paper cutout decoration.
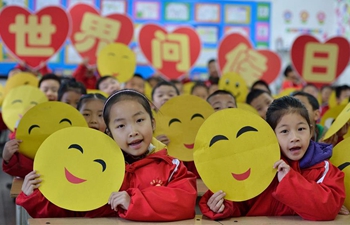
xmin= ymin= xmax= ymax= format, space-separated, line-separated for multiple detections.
xmin=0 ymin=84 xmax=4 ymax=106
xmin=69 ymin=3 xmax=133 ymax=65
xmin=139 ymin=24 xmax=201 ymax=80
xmin=154 ymin=95 xmax=214 ymax=161
xmin=4 ymin=72 xmax=38 ymax=96
xmin=330 ymin=138 xmax=350 ymax=209
xmin=194 ymin=108 xmax=280 ymax=201
xmin=218 ymin=33 xmax=281 ymax=86
xmin=144 ymin=81 xmax=153 ymax=100
xmin=291 ymin=35 xmax=350 ymax=88
xmin=218 ymin=72 xmax=248 ymax=103
xmin=0 ymin=6 xmax=69 ymax=68
xmin=87 ymin=89 xmax=108 ymax=97
xmin=34 ymin=127 xmax=125 ymax=211
xmin=323 ymin=102 xmax=350 ymax=140
xmin=183 ymin=82 xmax=195 ymax=95
xmin=97 ymin=43 xmax=136 ymax=83
xmin=2 ymin=86 xmax=47 ymax=131
xmin=237 ymin=102 xmax=258 ymax=115
xmin=320 ymin=104 xmax=346 ymax=129
xmin=16 ymin=102 xmax=88 ymax=159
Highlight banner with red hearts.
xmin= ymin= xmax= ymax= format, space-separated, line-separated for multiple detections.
xmin=69 ymin=3 xmax=133 ymax=65
xmin=291 ymin=35 xmax=350 ymax=88
xmin=138 ymin=24 xmax=201 ymax=80
xmin=218 ymin=33 xmax=281 ymax=86
xmin=0 ymin=6 xmax=69 ymax=69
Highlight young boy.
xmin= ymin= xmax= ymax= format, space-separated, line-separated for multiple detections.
xmin=302 ymin=83 xmax=319 ymax=101
xmin=280 ymin=65 xmax=303 ymax=91
xmin=191 ymin=82 xmax=209 ymax=100
xmin=38 ymin=74 xmax=61 ymax=101
xmin=124 ymin=73 xmax=145 ymax=94
xmin=96 ymin=76 xmax=120 ymax=96
xmin=335 ymin=85 xmax=350 ymax=105
xmin=246 ymin=89 xmax=274 ymax=120
xmin=207 ymin=90 xmax=237 ymax=111
xmin=151 ymin=81 xmax=179 ymax=111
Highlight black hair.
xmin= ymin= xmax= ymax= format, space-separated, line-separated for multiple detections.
xmin=291 ymin=91 xmax=319 ymax=111
xmin=302 ymin=83 xmax=319 ymax=92
xmin=251 ymin=79 xmax=271 ymax=94
xmin=103 ymin=89 xmax=153 ymax=130
xmin=147 ymin=76 xmax=164 ymax=84
xmin=266 ymin=96 xmax=311 ymax=131
xmin=169 ymin=79 xmax=181 ymax=85
xmin=246 ymin=89 xmax=271 ymax=105
xmin=335 ymin=85 xmax=350 ymax=99
xmin=151 ymin=81 xmax=179 ymax=100
xmin=133 ymin=73 xmax=144 ymax=80
xmin=207 ymin=90 xmax=236 ymax=105
xmin=58 ymin=78 xmax=87 ymax=101
xmin=38 ymin=73 xmax=61 ymax=88
xmin=77 ymin=93 xmax=107 ymax=110
xmin=191 ymin=82 xmax=208 ymax=94
xmin=208 ymin=76 xmax=219 ymax=85
xmin=95 ymin=76 xmax=117 ymax=90
xmin=283 ymin=65 xmax=293 ymax=77
xmin=207 ymin=59 xmax=216 ymax=67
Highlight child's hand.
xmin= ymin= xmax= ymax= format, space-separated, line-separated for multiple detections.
xmin=156 ymin=134 xmax=170 ymax=145
xmin=273 ymin=160 xmax=290 ymax=182
xmin=108 ymin=191 xmax=131 ymax=211
xmin=22 ymin=171 xmax=41 ymax=196
xmin=2 ymin=139 xmax=22 ymax=163
xmin=339 ymin=205 xmax=350 ymax=215
xmin=207 ymin=190 xmax=226 ymax=213
xmin=322 ymin=133 xmax=338 ymax=146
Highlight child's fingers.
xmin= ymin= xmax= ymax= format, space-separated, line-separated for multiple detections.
xmin=208 ymin=190 xmax=224 ymax=205
xmin=213 ymin=198 xmax=224 ymax=212
xmin=218 ymin=203 xmax=225 ymax=213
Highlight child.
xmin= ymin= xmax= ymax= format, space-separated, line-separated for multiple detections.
xmin=280 ymin=65 xmax=303 ymax=91
xmin=170 ymin=79 xmax=184 ymax=94
xmin=124 ymin=74 xmax=145 ymax=94
xmin=335 ymin=85 xmax=350 ymax=105
xmin=200 ymin=96 xmax=345 ymax=221
xmin=191 ymin=82 xmax=209 ymax=100
xmin=96 ymin=76 xmax=120 ymax=96
xmin=251 ymin=79 xmax=271 ymax=95
xmin=77 ymin=93 xmax=107 ymax=132
xmin=151 ymin=81 xmax=179 ymax=111
xmin=246 ymin=89 xmax=274 ymax=120
xmin=302 ymin=83 xmax=319 ymax=101
xmin=72 ymin=57 xmax=99 ymax=89
xmin=58 ymin=78 xmax=87 ymax=109
xmin=207 ymin=90 xmax=237 ymax=111
xmin=38 ymin=74 xmax=61 ymax=101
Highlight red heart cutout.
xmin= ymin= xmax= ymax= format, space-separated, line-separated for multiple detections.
xmin=0 ymin=6 xmax=69 ymax=69
xmin=291 ymin=35 xmax=350 ymax=88
xmin=218 ymin=33 xmax=281 ymax=86
xmin=138 ymin=24 xmax=201 ymax=80
xmin=69 ymin=4 xmax=133 ymax=65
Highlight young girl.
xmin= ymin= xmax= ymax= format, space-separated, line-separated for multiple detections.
xmin=58 ymin=78 xmax=87 ymax=109
xmin=77 ymin=93 xmax=107 ymax=132
xmin=17 ymin=89 xmax=197 ymax=221
xmin=200 ymin=96 xmax=345 ymax=221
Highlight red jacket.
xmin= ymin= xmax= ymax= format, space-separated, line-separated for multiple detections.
xmin=2 ymin=152 xmax=33 ymax=178
xmin=199 ymin=160 xmax=345 ymax=221
xmin=16 ymin=149 xmax=197 ymax=221
xmin=72 ymin=64 xmax=99 ymax=89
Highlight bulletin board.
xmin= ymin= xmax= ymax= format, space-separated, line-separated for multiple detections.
xmin=0 ymin=0 xmax=271 ymax=79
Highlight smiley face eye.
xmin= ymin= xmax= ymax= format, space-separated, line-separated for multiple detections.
xmin=94 ymin=159 xmax=106 ymax=172
xmin=235 ymin=82 xmax=240 ymax=88
xmin=209 ymin=135 xmax=229 ymax=147
xmin=108 ymin=53 xmax=115 ymax=56
xmin=338 ymin=162 xmax=350 ymax=171
xmin=225 ymin=79 xmax=230 ymax=85
xmin=11 ymin=99 xmax=22 ymax=104
xmin=60 ymin=118 xmax=72 ymax=125
xmin=68 ymin=144 xmax=83 ymax=154
xmin=168 ymin=118 xmax=181 ymax=126
xmin=28 ymin=124 xmax=40 ymax=134
xmin=191 ymin=113 xmax=204 ymax=120
xmin=236 ymin=126 xmax=258 ymax=138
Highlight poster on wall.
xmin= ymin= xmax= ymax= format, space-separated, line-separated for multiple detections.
xmin=195 ymin=3 xmax=220 ymax=23
xmin=100 ymin=0 xmax=127 ymax=16
xmin=133 ymin=1 xmax=160 ymax=20
xmin=164 ymin=2 xmax=190 ymax=21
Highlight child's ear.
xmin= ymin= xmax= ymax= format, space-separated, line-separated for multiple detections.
xmin=314 ymin=109 xmax=321 ymax=122
xmin=105 ymin=128 xmax=112 ymax=138
xmin=151 ymin=118 xmax=156 ymax=132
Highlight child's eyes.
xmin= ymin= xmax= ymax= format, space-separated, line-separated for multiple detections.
xmin=98 ymin=114 xmax=103 ymax=117
xmin=136 ymin=118 xmax=145 ymax=123
xmin=83 ymin=113 xmax=90 ymax=117
xmin=280 ymin=130 xmax=288 ymax=134
xmin=298 ymin=127 xmax=307 ymax=131
xmin=116 ymin=124 xmax=125 ymax=129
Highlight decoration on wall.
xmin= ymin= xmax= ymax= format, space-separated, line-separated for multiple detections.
xmin=283 ymin=10 xmax=292 ymax=23
xmin=300 ymin=10 xmax=309 ymax=24
xmin=317 ymin=11 xmax=326 ymax=24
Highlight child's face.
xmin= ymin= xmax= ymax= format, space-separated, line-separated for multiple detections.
xmin=337 ymin=89 xmax=350 ymax=104
xmin=174 ymin=83 xmax=183 ymax=94
xmin=125 ymin=77 xmax=145 ymax=94
xmin=99 ymin=77 xmax=120 ymax=96
xmin=80 ymin=99 xmax=106 ymax=132
xmin=321 ymin=87 xmax=332 ymax=104
xmin=303 ymin=86 xmax=319 ymax=100
xmin=207 ymin=94 xmax=236 ymax=111
xmin=60 ymin=91 xmax=82 ymax=109
xmin=250 ymin=93 xmax=274 ymax=120
xmin=252 ymin=84 xmax=269 ymax=93
xmin=293 ymin=95 xmax=319 ymax=123
xmin=192 ymin=87 xmax=208 ymax=100
xmin=208 ymin=84 xmax=218 ymax=95
xmin=152 ymin=85 xmax=178 ymax=109
xmin=275 ymin=113 xmax=311 ymax=161
xmin=39 ymin=79 xmax=60 ymax=101
xmin=108 ymin=100 xmax=154 ymax=156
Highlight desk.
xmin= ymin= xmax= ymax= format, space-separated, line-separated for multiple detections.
xmin=10 ymin=177 xmax=23 ymax=197
xmin=196 ymin=179 xmax=208 ymax=196
xmin=10 ymin=177 xmax=30 ymax=225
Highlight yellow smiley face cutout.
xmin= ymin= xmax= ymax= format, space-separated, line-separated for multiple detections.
xmin=4 ymin=72 xmax=38 ymax=96
xmin=2 ymin=86 xmax=47 ymax=131
xmin=194 ymin=108 xmax=280 ymax=201
xmin=34 ymin=127 xmax=125 ymax=211
xmin=236 ymin=102 xmax=259 ymax=115
xmin=218 ymin=72 xmax=248 ymax=103
xmin=16 ymin=102 xmax=88 ymax=159
xmin=323 ymin=102 xmax=350 ymax=140
xmin=320 ymin=104 xmax=346 ymax=129
xmin=154 ymin=95 xmax=214 ymax=161
xmin=330 ymin=138 xmax=350 ymax=209
xmin=0 ymin=84 xmax=4 ymax=106
xmin=97 ymin=43 xmax=136 ymax=83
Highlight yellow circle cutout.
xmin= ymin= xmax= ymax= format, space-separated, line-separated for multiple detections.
xmin=86 ymin=89 xmax=108 ymax=97
xmin=218 ymin=72 xmax=248 ymax=103
xmin=154 ymin=95 xmax=214 ymax=161
xmin=97 ymin=43 xmax=136 ymax=83
xmin=236 ymin=102 xmax=259 ymax=115
xmin=34 ymin=127 xmax=125 ymax=211
xmin=4 ymin=72 xmax=38 ymax=96
xmin=0 ymin=84 xmax=4 ymax=106
xmin=2 ymin=86 xmax=47 ymax=131
xmin=320 ymin=104 xmax=346 ymax=129
xmin=183 ymin=82 xmax=195 ymax=95
xmin=194 ymin=108 xmax=280 ymax=201
xmin=323 ymin=103 xmax=350 ymax=140
xmin=17 ymin=102 xmax=88 ymax=159
xmin=274 ymin=87 xmax=297 ymax=99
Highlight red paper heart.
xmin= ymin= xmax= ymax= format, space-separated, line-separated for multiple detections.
xmin=69 ymin=4 xmax=133 ymax=65
xmin=0 ymin=6 xmax=69 ymax=69
xmin=291 ymin=35 xmax=350 ymax=88
xmin=218 ymin=33 xmax=281 ymax=85
xmin=138 ymin=24 xmax=201 ymax=80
